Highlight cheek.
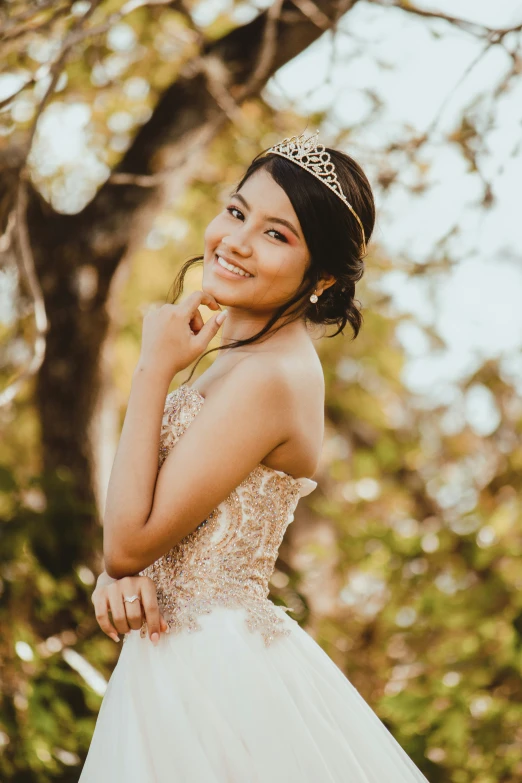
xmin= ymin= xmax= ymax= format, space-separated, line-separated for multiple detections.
xmin=258 ymin=256 xmax=305 ymax=298
xmin=261 ymin=249 xmax=302 ymax=277
xmin=203 ymin=215 xmax=224 ymax=248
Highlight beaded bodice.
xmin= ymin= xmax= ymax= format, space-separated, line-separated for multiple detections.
xmin=136 ymin=383 xmax=317 ymax=647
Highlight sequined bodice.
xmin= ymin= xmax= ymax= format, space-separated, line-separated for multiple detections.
xmin=137 ymin=383 xmax=317 ymax=647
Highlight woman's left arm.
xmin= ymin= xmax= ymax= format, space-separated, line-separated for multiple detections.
xmin=103 ymin=292 xmax=225 ymax=579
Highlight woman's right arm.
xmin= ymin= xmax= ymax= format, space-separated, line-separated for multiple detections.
xmin=91 ymin=570 xmax=169 ymax=645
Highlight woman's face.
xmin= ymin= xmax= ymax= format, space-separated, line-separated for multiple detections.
xmin=202 ymin=167 xmax=310 ymax=314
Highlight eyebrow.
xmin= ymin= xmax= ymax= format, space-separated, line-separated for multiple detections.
xmin=230 ymin=191 xmax=301 ymax=240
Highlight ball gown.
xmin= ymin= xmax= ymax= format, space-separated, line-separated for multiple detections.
xmin=79 ymin=383 xmax=431 ymax=782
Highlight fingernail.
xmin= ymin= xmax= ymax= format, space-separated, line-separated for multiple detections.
xmin=151 ymin=632 xmax=159 ymax=645
xmin=165 ymin=625 xmax=170 ymax=634
xmin=216 ymin=309 xmax=228 ymax=325
xmin=110 ymin=634 xmax=120 ymax=643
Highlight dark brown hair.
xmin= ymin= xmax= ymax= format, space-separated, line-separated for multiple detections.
xmin=168 ymin=144 xmax=376 ymax=382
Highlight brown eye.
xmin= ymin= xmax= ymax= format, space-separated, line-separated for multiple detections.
xmin=267 ymin=229 xmax=288 ymax=243
xmin=226 ymin=206 xmax=243 ymax=219
xmin=227 ymin=206 xmax=287 ymax=243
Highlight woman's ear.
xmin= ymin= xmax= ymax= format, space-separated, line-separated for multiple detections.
xmin=316 ymin=275 xmax=337 ymax=296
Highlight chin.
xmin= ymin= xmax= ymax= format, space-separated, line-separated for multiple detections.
xmin=201 ymin=281 xmax=228 ymax=307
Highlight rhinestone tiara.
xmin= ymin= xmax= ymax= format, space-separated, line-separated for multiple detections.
xmin=263 ymin=129 xmax=367 ymax=256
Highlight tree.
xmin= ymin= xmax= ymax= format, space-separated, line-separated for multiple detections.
xmin=1 ymin=1 xmax=521 ymax=780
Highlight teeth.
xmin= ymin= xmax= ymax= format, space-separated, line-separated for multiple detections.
xmin=216 ymin=254 xmax=252 ymax=277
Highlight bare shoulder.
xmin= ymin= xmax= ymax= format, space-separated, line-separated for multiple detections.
xmin=207 ymin=352 xmax=296 ymax=411
xmin=206 ymin=343 xmax=324 ymax=406
xmin=197 ymin=344 xmax=324 ymax=477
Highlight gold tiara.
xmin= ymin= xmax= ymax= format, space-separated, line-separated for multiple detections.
xmin=263 ymin=129 xmax=367 ymax=256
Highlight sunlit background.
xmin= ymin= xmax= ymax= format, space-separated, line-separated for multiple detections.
xmin=1 ymin=0 xmax=521 ymax=780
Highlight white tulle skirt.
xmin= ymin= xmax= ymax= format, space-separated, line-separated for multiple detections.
xmin=79 ymin=605 xmax=430 ymax=782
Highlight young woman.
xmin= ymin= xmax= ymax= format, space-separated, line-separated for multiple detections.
xmin=80 ymin=131 xmax=431 ymax=781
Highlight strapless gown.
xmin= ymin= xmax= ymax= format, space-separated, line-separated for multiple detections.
xmin=79 ymin=383 xmax=431 ymax=782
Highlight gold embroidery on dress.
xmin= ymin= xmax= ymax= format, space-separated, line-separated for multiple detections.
xmin=129 ymin=384 xmax=315 ymax=648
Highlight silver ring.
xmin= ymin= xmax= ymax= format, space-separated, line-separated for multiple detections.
xmin=123 ymin=594 xmax=140 ymax=603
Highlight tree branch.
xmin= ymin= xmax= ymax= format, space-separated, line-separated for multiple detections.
xmin=0 ymin=77 xmax=36 ymax=111
xmin=0 ymin=3 xmax=71 ymax=47
xmin=0 ymin=178 xmax=48 ymax=408
xmin=366 ymin=0 xmax=522 ymax=40
xmin=23 ymin=0 xmax=102 ymax=157
xmin=48 ymin=0 xmax=359 ymax=262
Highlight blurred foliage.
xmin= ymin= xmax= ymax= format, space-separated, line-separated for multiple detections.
xmin=305 ymin=320 xmax=522 ymax=781
xmin=1 ymin=1 xmax=522 ymax=782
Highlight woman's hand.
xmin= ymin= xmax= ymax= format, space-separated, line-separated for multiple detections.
xmin=91 ymin=572 xmax=169 ymax=645
xmin=138 ymin=291 xmax=228 ymax=381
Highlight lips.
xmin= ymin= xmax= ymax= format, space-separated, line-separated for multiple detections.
xmin=214 ymin=253 xmax=253 ymax=279
xmin=215 ymin=252 xmax=252 ymax=277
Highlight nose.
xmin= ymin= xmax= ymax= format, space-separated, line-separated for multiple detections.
xmin=221 ymin=230 xmax=252 ymax=258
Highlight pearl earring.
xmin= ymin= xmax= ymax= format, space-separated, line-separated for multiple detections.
xmin=310 ymin=293 xmax=319 ymax=303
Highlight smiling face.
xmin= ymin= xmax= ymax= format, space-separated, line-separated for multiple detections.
xmin=202 ymin=167 xmax=311 ymax=318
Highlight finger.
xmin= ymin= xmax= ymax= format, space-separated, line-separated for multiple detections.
xmin=194 ymin=308 xmax=228 ymax=350
xmin=189 ymin=308 xmax=205 ymax=335
xmin=93 ymin=593 xmax=121 ymax=643
xmin=107 ymin=585 xmax=131 ymax=635
xmin=181 ymin=290 xmax=221 ymax=314
xmin=160 ymin=615 xmax=169 ymax=633
xmin=117 ymin=577 xmax=144 ymax=631
xmin=122 ymin=594 xmax=144 ymax=632
xmin=140 ymin=580 xmax=163 ymax=645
